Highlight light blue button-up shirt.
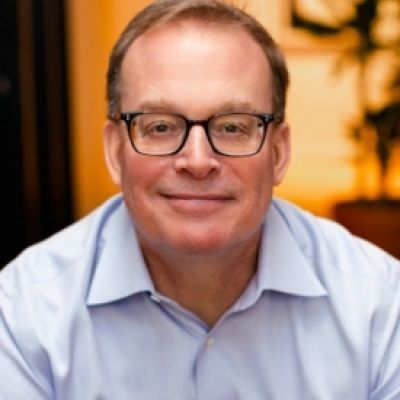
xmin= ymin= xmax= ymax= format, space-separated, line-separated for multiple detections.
xmin=1 ymin=195 xmax=399 ymax=399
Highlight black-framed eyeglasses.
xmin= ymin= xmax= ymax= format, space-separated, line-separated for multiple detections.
xmin=112 ymin=111 xmax=280 ymax=156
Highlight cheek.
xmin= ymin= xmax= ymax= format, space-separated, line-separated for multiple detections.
xmin=120 ymin=159 xmax=158 ymax=228
xmin=250 ymin=176 xmax=273 ymax=214
xmin=256 ymin=157 xmax=275 ymax=202
xmin=118 ymin=151 xmax=147 ymax=199
xmin=119 ymin=152 xmax=167 ymax=199
xmin=234 ymin=157 xmax=274 ymax=212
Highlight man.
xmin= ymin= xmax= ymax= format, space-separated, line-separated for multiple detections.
xmin=0 ymin=0 xmax=399 ymax=398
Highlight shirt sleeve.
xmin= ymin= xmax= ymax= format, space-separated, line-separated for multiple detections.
xmin=369 ymin=258 xmax=400 ymax=400
xmin=0 ymin=281 xmax=53 ymax=399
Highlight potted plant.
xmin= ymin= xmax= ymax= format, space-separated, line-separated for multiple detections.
xmin=291 ymin=0 xmax=400 ymax=257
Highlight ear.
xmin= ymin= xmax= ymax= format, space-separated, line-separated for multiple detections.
xmin=103 ymin=120 xmax=124 ymax=186
xmin=271 ymin=122 xmax=291 ymax=186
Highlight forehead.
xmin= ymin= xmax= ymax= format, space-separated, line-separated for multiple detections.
xmin=119 ymin=21 xmax=272 ymax=113
xmin=124 ymin=19 xmax=269 ymax=67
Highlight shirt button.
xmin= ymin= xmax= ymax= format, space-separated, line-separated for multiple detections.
xmin=206 ymin=337 xmax=215 ymax=347
xmin=150 ymin=294 xmax=161 ymax=303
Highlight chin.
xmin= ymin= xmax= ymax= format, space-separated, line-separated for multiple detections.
xmin=166 ymin=229 xmax=233 ymax=254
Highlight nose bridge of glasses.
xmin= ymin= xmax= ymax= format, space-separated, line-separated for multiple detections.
xmin=185 ymin=118 xmax=213 ymax=142
xmin=181 ymin=117 xmax=217 ymax=153
xmin=186 ymin=118 xmax=209 ymax=134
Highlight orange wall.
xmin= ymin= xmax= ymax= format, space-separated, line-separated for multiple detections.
xmin=67 ymin=0 xmax=152 ymax=217
xmin=66 ymin=0 xmax=372 ymax=218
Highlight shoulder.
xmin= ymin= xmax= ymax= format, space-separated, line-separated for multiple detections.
xmin=0 ymin=195 xmax=125 ymax=374
xmin=271 ymin=197 xmax=400 ymax=284
xmin=0 ymin=194 xmax=124 ymax=301
xmin=0 ymin=195 xmax=125 ymax=397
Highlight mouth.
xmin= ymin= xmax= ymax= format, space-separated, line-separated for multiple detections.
xmin=160 ymin=193 xmax=234 ymax=214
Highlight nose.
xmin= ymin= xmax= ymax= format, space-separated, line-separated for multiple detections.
xmin=173 ymin=125 xmax=221 ymax=179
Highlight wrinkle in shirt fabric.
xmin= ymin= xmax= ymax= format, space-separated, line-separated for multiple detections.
xmin=0 ymin=194 xmax=399 ymax=399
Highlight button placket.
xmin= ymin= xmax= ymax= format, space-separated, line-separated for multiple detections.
xmin=206 ymin=337 xmax=215 ymax=348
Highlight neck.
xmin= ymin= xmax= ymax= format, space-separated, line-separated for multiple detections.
xmin=139 ymin=231 xmax=261 ymax=327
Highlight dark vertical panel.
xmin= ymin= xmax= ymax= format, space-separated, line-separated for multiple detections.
xmin=18 ymin=0 xmax=42 ymax=242
xmin=41 ymin=0 xmax=72 ymax=231
xmin=0 ymin=0 xmax=73 ymax=267
xmin=0 ymin=0 xmax=26 ymax=265
xmin=31 ymin=0 xmax=72 ymax=234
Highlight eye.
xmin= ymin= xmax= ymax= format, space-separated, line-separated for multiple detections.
xmin=136 ymin=114 xmax=182 ymax=138
xmin=213 ymin=118 xmax=251 ymax=136
xmin=148 ymin=121 xmax=173 ymax=134
xmin=222 ymin=123 xmax=242 ymax=133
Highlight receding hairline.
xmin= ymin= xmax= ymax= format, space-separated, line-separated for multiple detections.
xmin=126 ymin=0 xmax=261 ymax=37
xmin=121 ymin=17 xmax=273 ymax=68
xmin=129 ymin=14 xmax=260 ymax=39
xmin=119 ymin=18 xmax=273 ymax=86
xmin=107 ymin=0 xmax=289 ymax=119
xmin=118 ymin=19 xmax=274 ymax=108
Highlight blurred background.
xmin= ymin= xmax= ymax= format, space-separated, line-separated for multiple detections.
xmin=1 ymin=0 xmax=399 ymax=267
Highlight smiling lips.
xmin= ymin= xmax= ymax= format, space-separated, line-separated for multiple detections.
xmin=161 ymin=193 xmax=234 ymax=214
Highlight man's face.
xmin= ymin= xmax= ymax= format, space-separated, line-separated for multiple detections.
xmin=104 ymin=21 xmax=290 ymax=256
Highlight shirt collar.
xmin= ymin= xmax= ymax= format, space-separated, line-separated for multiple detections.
xmin=255 ymin=201 xmax=328 ymax=297
xmin=86 ymin=197 xmax=327 ymax=306
xmin=86 ymin=201 xmax=155 ymax=306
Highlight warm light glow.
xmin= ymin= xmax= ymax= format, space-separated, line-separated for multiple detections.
xmin=66 ymin=0 xmax=398 ymax=219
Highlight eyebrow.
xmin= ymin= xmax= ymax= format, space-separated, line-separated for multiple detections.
xmin=137 ymin=100 xmax=177 ymax=112
xmin=214 ymin=101 xmax=261 ymax=114
xmin=135 ymin=100 xmax=262 ymax=115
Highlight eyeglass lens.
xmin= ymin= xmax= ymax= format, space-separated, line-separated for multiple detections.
xmin=129 ymin=113 xmax=265 ymax=156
